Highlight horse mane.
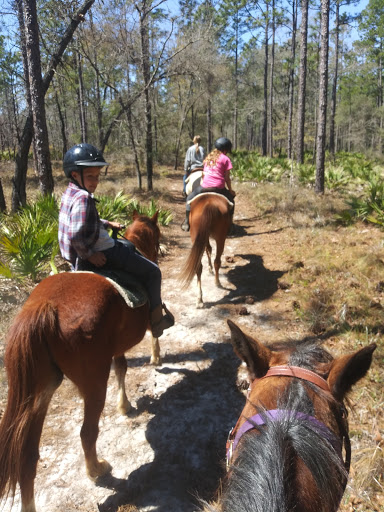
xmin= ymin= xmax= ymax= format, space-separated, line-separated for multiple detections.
xmin=219 ymin=386 xmax=347 ymax=512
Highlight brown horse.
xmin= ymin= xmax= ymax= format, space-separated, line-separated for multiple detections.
xmin=203 ymin=320 xmax=376 ymax=512
xmin=180 ymin=193 xmax=232 ymax=307
xmin=0 ymin=212 xmax=163 ymax=512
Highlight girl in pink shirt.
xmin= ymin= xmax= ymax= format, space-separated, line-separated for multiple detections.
xmin=181 ymin=137 xmax=236 ymax=231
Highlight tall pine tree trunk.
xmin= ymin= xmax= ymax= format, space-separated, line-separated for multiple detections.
xmin=22 ymin=0 xmax=53 ymax=195
xmin=287 ymin=0 xmax=297 ymax=159
xmin=329 ymin=0 xmax=340 ymax=157
xmin=11 ymin=0 xmax=96 ymax=211
xmin=315 ymin=0 xmax=330 ymax=194
xmin=262 ymin=1 xmax=269 ymax=156
xmin=296 ymin=0 xmax=309 ymax=164
xmin=138 ymin=0 xmax=153 ymax=191
xmin=268 ymin=0 xmax=275 ymax=157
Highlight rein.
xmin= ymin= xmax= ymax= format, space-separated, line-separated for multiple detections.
xmin=226 ymin=365 xmax=351 ymax=471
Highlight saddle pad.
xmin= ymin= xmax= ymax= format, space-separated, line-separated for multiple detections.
xmin=187 ymin=192 xmax=234 ymax=207
xmin=76 ymin=270 xmax=148 ymax=308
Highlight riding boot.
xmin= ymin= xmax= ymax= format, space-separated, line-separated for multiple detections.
xmin=181 ymin=211 xmax=190 ymax=232
xmin=150 ymin=303 xmax=175 ymax=338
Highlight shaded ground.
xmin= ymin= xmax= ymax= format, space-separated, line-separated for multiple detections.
xmin=0 ymin=173 xmax=381 ymax=511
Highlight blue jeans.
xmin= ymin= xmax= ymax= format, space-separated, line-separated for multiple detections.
xmin=79 ymin=240 xmax=162 ymax=311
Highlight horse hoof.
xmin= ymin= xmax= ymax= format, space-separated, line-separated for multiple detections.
xmin=150 ymin=355 xmax=162 ymax=366
xmin=87 ymin=459 xmax=112 ymax=480
xmin=118 ymin=401 xmax=132 ymax=415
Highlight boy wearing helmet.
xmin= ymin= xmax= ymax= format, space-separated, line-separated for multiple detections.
xmin=59 ymin=143 xmax=174 ymax=338
xmin=181 ymin=137 xmax=236 ymax=231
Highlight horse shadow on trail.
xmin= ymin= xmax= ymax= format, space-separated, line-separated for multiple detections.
xmin=204 ymin=253 xmax=286 ymax=308
xmin=97 ymin=342 xmax=245 ymax=512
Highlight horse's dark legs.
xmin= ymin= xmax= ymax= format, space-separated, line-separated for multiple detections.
xmin=79 ymin=371 xmax=112 ymax=479
xmin=114 ymin=355 xmax=131 ymax=415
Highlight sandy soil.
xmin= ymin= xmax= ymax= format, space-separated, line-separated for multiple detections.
xmin=0 ymin=173 xmax=378 ymax=512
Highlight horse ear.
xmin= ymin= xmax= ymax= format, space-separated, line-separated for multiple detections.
xmin=227 ymin=320 xmax=272 ymax=380
xmin=151 ymin=211 xmax=159 ymax=224
xmin=132 ymin=210 xmax=139 ymax=220
xmin=328 ymin=344 xmax=376 ymax=401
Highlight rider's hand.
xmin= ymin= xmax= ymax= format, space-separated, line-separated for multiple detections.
xmin=108 ymin=221 xmax=123 ymax=230
xmin=87 ymin=252 xmax=106 ymax=267
xmin=230 ymin=189 xmax=236 ymax=197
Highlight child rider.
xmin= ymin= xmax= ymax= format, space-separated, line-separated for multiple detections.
xmin=58 ymin=142 xmax=174 ymax=338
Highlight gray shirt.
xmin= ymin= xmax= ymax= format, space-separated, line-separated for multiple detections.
xmin=184 ymin=145 xmax=205 ymax=173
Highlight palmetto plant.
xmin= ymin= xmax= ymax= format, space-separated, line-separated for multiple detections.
xmin=0 ymin=194 xmax=60 ymax=281
xmin=0 ymin=192 xmax=173 ymax=282
xmin=97 ymin=192 xmax=173 ymax=226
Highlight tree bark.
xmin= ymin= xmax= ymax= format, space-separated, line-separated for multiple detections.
xmin=296 ymin=0 xmax=308 ymax=164
xmin=262 ymin=1 xmax=269 ymax=157
xmin=137 ymin=0 xmax=153 ymax=191
xmin=12 ymin=0 xmax=96 ymax=211
xmin=287 ymin=0 xmax=297 ymax=159
xmin=22 ymin=0 xmax=53 ymax=195
xmin=268 ymin=0 xmax=275 ymax=157
xmin=329 ymin=0 xmax=340 ymax=157
xmin=0 ymin=179 xmax=6 ymax=212
xmin=315 ymin=0 xmax=330 ymax=194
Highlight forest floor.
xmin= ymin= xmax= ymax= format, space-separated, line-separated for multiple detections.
xmin=0 ymin=167 xmax=383 ymax=512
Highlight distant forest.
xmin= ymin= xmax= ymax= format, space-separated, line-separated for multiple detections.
xmin=0 ymin=0 xmax=382 ymax=202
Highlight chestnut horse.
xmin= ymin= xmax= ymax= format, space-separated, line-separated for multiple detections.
xmin=180 ymin=193 xmax=232 ymax=307
xmin=0 ymin=212 xmax=162 ymax=512
xmin=203 ymin=320 xmax=376 ymax=512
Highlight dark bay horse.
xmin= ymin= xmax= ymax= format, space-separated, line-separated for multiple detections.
xmin=0 ymin=212 xmax=162 ymax=512
xmin=203 ymin=320 xmax=376 ymax=512
xmin=180 ymin=193 xmax=232 ymax=307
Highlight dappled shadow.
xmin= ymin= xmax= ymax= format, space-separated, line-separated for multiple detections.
xmin=98 ymin=342 xmax=244 ymax=512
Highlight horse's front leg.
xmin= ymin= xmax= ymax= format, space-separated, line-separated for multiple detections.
xmin=114 ymin=355 xmax=131 ymax=414
xmin=196 ymin=261 xmax=204 ymax=308
xmin=150 ymin=335 xmax=162 ymax=366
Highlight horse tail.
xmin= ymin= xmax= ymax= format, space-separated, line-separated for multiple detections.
xmin=0 ymin=301 xmax=61 ymax=502
xmin=180 ymin=201 xmax=219 ymax=288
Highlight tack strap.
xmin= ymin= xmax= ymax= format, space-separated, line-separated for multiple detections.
xmin=259 ymin=365 xmax=330 ymax=392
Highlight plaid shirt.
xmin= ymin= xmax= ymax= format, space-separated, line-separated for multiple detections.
xmin=58 ymin=182 xmax=108 ymax=266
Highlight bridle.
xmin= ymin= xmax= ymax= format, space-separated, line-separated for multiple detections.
xmin=226 ymin=365 xmax=351 ymax=471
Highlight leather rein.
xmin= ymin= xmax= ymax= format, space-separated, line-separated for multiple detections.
xmin=226 ymin=365 xmax=351 ymax=471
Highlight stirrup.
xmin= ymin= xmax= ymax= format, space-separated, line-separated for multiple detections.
xmin=181 ymin=220 xmax=190 ymax=232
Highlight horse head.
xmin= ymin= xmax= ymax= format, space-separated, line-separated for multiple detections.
xmin=124 ymin=210 xmax=160 ymax=263
xmin=218 ymin=320 xmax=377 ymax=512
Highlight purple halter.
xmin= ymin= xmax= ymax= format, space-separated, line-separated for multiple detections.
xmin=226 ymin=409 xmax=343 ymax=469
xmin=225 ymin=365 xmax=350 ymax=470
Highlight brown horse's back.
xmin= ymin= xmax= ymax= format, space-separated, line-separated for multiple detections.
xmin=27 ymin=273 xmax=149 ymax=375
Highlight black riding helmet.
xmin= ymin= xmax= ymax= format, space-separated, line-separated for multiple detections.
xmin=63 ymin=143 xmax=108 ymax=178
xmin=214 ymin=137 xmax=232 ymax=152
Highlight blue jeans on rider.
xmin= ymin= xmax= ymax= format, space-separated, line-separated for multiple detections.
xmin=183 ymin=170 xmax=190 ymax=194
xmin=78 ymin=240 xmax=162 ymax=311
xmin=186 ymin=185 xmax=235 ymax=212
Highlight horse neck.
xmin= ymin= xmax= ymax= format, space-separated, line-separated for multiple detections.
xmin=125 ymin=223 xmax=158 ymax=262
xmin=222 ymin=417 xmax=345 ymax=512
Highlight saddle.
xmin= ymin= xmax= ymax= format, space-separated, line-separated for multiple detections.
xmin=76 ymin=269 xmax=148 ymax=309
xmin=187 ymin=192 xmax=234 ymax=208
